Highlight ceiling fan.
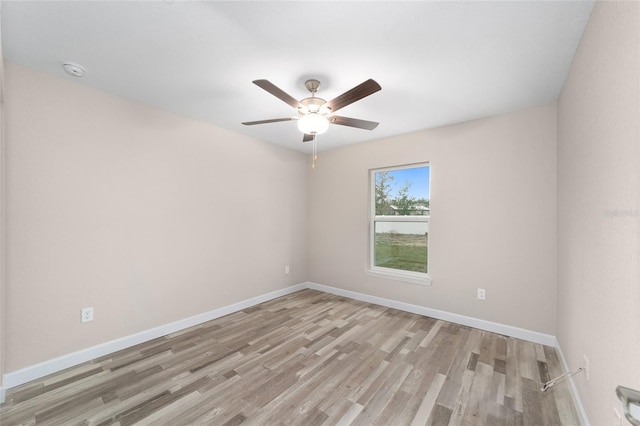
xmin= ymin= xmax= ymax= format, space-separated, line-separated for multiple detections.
xmin=242 ymin=78 xmax=382 ymax=143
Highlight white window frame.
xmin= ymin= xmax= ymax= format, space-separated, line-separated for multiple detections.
xmin=366 ymin=163 xmax=432 ymax=286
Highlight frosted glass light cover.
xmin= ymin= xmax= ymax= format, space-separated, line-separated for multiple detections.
xmin=298 ymin=113 xmax=329 ymax=135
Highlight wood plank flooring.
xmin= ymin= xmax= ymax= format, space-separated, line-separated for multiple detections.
xmin=0 ymin=289 xmax=581 ymax=425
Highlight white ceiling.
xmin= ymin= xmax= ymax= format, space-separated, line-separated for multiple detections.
xmin=1 ymin=1 xmax=594 ymax=153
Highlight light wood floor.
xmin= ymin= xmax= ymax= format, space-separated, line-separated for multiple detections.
xmin=0 ymin=289 xmax=580 ymax=425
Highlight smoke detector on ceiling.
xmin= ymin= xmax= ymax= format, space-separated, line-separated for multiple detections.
xmin=63 ymin=62 xmax=85 ymax=77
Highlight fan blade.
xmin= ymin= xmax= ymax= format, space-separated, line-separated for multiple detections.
xmin=326 ymin=79 xmax=381 ymax=113
xmin=253 ymin=80 xmax=302 ymax=109
xmin=330 ymin=115 xmax=379 ymax=130
xmin=302 ymin=133 xmax=315 ymax=143
xmin=242 ymin=117 xmax=295 ymax=126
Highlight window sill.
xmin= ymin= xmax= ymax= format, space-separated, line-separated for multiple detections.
xmin=365 ymin=268 xmax=432 ymax=286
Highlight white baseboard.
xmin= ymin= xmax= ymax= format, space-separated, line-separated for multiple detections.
xmin=1 ymin=283 xmax=306 ymax=400
xmin=553 ymin=337 xmax=590 ymax=426
xmin=2 ymin=281 xmax=562 ymax=404
xmin=304 ymin=282 xmax=557 ymax=346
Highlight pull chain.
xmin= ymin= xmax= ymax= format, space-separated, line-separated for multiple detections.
xmin=312 ymin=135 xmax=318 ymax=170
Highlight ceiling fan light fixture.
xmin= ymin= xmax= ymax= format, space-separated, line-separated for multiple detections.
xmin=243 ymin=78 xmax=381 ymax=142
xmin=300 ymin=96 xmax=326 ymax=114
xmin=297 ymin=112 xmax=329 ymax=135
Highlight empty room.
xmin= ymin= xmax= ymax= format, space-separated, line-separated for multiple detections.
xmin=0 ymin=1 xmax=638 ymax=425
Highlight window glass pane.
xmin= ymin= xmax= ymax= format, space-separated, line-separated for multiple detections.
xmin=374 ymin=166 xmax=430 ymax=216
xmin=374 ymin=221 xmax=428 ymax=273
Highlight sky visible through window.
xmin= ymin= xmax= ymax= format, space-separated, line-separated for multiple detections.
xmin=385 ymin=166 xmax=430 ymax=200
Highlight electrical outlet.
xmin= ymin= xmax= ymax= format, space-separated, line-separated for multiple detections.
xmin=81 ymin=307 xmax=94 ymax=323
xmin=477 ymin=288 xmax=486 ymax=300
xmin=285 ymin=265 xmax=290 ymax=274
xmin=583 ymin=354 xmax=590 ymax=381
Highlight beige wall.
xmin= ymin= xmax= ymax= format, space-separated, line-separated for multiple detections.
xmin=0 ymin=15 xmax=5 ymax=393
xmin=308 ymin=104 xmax=558 ymax=334
xmin=3 ymin=63 xmax=308 ymax=371
xmin=557 ymin=2 xmax=640 ymax=425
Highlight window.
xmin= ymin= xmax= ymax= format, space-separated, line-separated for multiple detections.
xmin=368 ymin=163 xmax=431 ymax=285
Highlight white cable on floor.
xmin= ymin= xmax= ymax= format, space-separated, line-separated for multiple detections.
xmin=541 ymin=367 xmax=585 ymax=392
